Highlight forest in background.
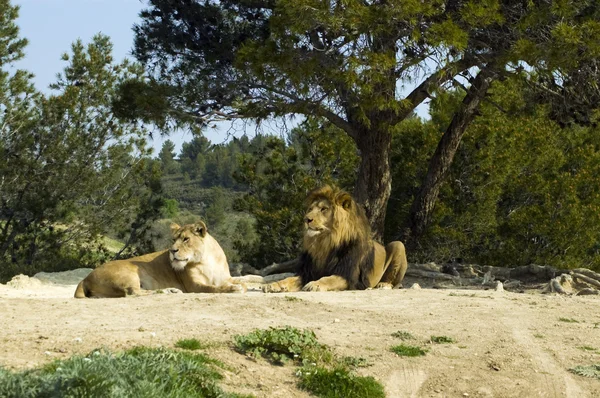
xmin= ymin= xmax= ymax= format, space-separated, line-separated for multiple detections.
xmin=3 ymin=0 xmax=600 ymax=282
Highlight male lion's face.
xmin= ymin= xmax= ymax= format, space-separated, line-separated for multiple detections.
xmin=304 ymin=199 xmax=334 ymax=237
xmin=169 ymin=222 xmax=207 ymax=271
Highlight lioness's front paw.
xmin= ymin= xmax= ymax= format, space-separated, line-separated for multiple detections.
xmin=302 ymin=281 xmax=324 ymax=292
xmin=158 ymin=288 xmax=183 ymax=294
xmin=228 ymin=283 xmax=247 ymax=294
xmin=261 ymin=282 xmax=284 ymax=293
xmin=374 ymin=282 xmax=393 ymax=290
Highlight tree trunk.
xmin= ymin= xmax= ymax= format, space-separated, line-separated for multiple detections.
xmin=354 ymin=128 xmax=393 ymax=242
xmin=401 ymin=67 xmax=496 ymax=247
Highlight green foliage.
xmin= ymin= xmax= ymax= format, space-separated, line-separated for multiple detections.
xmin=387 ymin=77 xmax=600 ymax=271
xmin=391 ymin=331 xmax=416 ymax=340
xmin=161 ymin=198 xmax=180 ymax=218
xmin=390 ymin=344 xmax=427 ymax=357
xmin=129 ymin=0 xmax=600 ymax=255
xmin=340 ymin=356 xmax=371 ymax=368
xmin=297 ymin=366 xmax=385 ymax=398
xmin=0 ymin=23 xmax=162 ymax=280
xmin=558 ymin=317 xmax=579 ymax=323
xmin=569 ymin=364 xmax=600 ymax=380
xmin=233 ymin=119 xmax=359 ymax=266
xmin=233 ymin=326 xmax=332 ymax=366
xmin=577 ymin=346 xmax=597 ymax=352
xmin=233 ymin=327 xmax=383 ymax=397
xmin=0 ymin=347 xmax=249 ymax=398
xmin=158 ymin=139 xmax=179 ymax=174
xmin=175 ymin=338 xmax=207 ymax=351
xmin=430 ymin=336 xmax=455 ymax=344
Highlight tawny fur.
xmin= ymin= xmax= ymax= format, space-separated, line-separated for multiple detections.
xmin=263 ymin=185 xmax=408 ymax=293
xmin=74 ymin=222 xmax=248 ymax=298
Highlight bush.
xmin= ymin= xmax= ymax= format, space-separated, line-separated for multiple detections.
xmin=0 ymin=347 xmax=250 ymax=398
xmin=297 ymin=366 xmax=385 ymax=398
xmin=234 ymin=326 xmax=332 ymax=365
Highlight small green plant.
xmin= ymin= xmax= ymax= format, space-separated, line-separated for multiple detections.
xmin=233 ymin=327 xmax=385 ymax=396
xmin=390 ymin=344 xmax=427 ymax=357
xmin=283 ymin=296 xmax=302 ymax=302
xmin=391 ymin=331 xmax=415 ymax=340
xmin=533 ymin=334 xmax=545 ymax=339
xmin=0 ymin=347 xmax=250 ymax=398
xmin=234 ymin=326 xmax=332 ymax=365
xmin=297 ymin=366 xmax=385 ymax=398
xmin=558 ymin=317 xmax=579 ymax=323
xmin=430 ymin=336 xmax=455 ymax=344
xmin=175 ymin=338 xmax=206 ymax=351
xmin=341 ymin=356 xmax=371 ymax=368
xmin=577 ymin=346 xmax=597 ymax=352
xmin=569 ymin=364 xmax=600 ymax=379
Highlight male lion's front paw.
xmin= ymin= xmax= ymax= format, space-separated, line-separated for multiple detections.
xmin=374 ymin=282 xmax=393 ymax=290
xmin=302 ymin=281 xmax=324 ymax=292
xmin=261 ymin=282 xmax=284 ymax=293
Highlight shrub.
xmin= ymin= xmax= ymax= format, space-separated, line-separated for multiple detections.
xmin=0 ymin=347 xmax=250 ymax=398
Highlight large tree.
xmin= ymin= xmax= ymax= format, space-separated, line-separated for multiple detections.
xmin=0 ymin=25 xmax=160 ymax=278
xmin=129 ymin=0 xmax=600 ymax=242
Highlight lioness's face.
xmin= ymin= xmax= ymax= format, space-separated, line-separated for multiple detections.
xmin=169 ymin=223 xmax=207 ymax=271
xmin=304 ymin=199 xmax=333 ymax=237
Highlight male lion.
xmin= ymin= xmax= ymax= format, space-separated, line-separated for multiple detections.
xmin=74 ymin=221 xmax=246 ymax=298
xmin=262 ymin=185 xmax=408 ymax=292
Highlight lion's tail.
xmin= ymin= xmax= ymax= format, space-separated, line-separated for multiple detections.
xmin=74 ymin=280 xmax=87 ymax=298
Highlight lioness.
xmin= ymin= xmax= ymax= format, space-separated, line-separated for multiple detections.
xmin=74 ymin=221 xmax=246 ymax=298
xmin=262 ymin=185 xmax=408 ymax=292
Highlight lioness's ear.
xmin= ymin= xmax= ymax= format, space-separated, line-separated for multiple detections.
xmin=170 ymin=223 xmax=181 ymax=235
xmin=194 ymin=221 xmax=207 ymax=237
xmin=335 ymin=192 xmax=353 ymax=210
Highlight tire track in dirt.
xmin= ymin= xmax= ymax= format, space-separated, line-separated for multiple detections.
xmin=385 ymin=365 xmax=427 ymax=398
xmin=503 ymin=315 xmax=586 ymax=398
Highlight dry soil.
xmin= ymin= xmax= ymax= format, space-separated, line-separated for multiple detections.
xmin=1 ymin=276 xmax=599 ymax=397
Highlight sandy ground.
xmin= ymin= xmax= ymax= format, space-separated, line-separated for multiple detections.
xmin=1 ymin=275 xmax=600 ymax=398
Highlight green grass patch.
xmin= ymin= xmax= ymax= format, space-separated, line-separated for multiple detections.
xmin=175 ymin=338 xmax=208 ymax=351
xmin=297 ymin=366 xmax=385 ymax=398
xmin=390 ymin=344 xmax=427 ymax=357
xmin=341 ymin=356 xmax=371 ymax=368
xmin=430 ymin=335 xmax=455 ymax=344
xmin=558 ymin=317 xmax=579 ymax=323
xmin=234 ymin=327 xmax=385 ymax=397
xmin=0 ymin=347 xmax=250 ymax=398
xmin=283 ymin=296 xmax=303 ymax=302
xmin=569 ymin=364 xmax=600 ymax=379
xmin=391 ymin=330 xmax=415 ymax=340
xmin=577 ymin=346 xmax=597 ymax=352
xmin=533 ymin=334 xmax=545 ymax=339
xmin=234 ymin=326 xmax=332 ymax=365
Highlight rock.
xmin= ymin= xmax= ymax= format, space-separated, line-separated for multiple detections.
xmin=503 ymin=280 xmax=522 ymax=289
xmin=410 ymin=283 xmax=422 ymax=290
xmin=7 ymin=274 xmax=43 ymax=289
xmin=34 ymin=268 xmax=93 ymax=285
xmin=482 ymin=270 xmax=494 ymax=286
xmin=495 ymin=282 xmax=504 ymax=292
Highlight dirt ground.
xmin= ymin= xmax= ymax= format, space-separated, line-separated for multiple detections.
xmin=1 ymin=274 xmax=599 ymax=398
